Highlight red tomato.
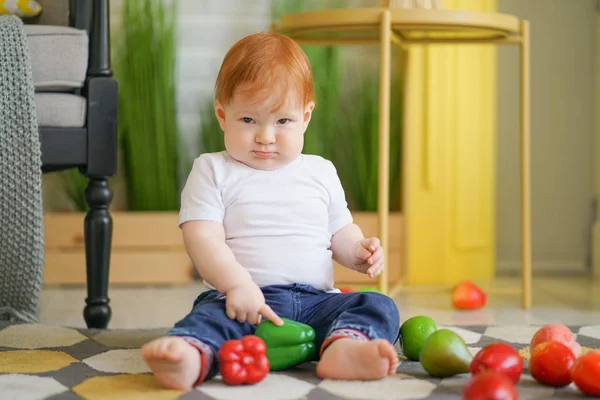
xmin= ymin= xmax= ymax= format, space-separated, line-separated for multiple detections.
xmin=462 ymin=371 xmax=518 ymax=400
xmin=529 ymin=341 xmax=575 ymax=387
xmin=452 ymin=281 xmax=486 ymax=310
xmin=470 ymin=343 xmax=523 ymax=384
xmin=571 ymin=350 xmax=600 ymax=396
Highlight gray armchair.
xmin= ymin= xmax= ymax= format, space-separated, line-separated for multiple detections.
xmin=24 ymin=0 xmax=117 ymax=329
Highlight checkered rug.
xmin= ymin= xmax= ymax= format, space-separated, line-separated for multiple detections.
xmin=1 ymin=322 xmax=599 ymax=399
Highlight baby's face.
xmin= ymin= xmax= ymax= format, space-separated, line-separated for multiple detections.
xmin=214 ymin=87 xmax=314 ymax=170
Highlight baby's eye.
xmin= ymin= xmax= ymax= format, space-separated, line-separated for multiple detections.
xmin=241 ymin=117 xmax=254 ymax=124
xmin=277 ymin=118 xmax=290 ymax=125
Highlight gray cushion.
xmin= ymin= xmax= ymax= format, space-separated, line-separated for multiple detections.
xmin=35 ymin=93 xmax=86 ymax=128
xmin=25 ymin=25 xmax=88 ymax=91
xmin=24 ymin=0 xmax=70 ymax=26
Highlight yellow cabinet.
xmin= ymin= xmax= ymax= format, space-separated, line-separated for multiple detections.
xmin=404 ymin=0 xmax=497 ymax=284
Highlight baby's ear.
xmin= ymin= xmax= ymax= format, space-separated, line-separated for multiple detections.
xmin=214 ymin=100 xmax=227 ymax=131
xmin=303 ymin=101 xmax=315 ymax=124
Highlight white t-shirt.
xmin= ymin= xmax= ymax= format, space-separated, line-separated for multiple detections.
xmin=178 ymin=151 xmax=353 ymax=292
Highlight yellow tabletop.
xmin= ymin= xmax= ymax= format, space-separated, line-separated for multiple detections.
xmin=273 ymin=8 xmax=522 ymax=43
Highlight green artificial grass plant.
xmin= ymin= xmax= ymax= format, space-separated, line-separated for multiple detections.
xmin=199 ymin=98 xmax=225 ymax=155
xmin=333 ymin=73 xmax=403 ymax=212
xmin=113 ymin=0 xmax=179 ymax=211
xmin=59 ymin=169 xmax=88 ymax=211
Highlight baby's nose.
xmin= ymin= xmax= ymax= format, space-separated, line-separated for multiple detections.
xmin=255 ymin=131 xmax=275 ymax=144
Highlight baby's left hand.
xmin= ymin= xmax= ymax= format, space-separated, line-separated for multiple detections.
xmin=351 ymin=237 xmax=384 ymax=278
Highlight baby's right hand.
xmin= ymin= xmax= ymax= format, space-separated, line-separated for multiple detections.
xmin=225 ymin=281 xmax=283 ymax=326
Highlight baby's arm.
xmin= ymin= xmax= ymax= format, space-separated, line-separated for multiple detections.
xmin=330 ymin=224 xmax=385 ymax=279
xmin=181 ymin=220 xmax=282 ymax=325
xmin=324 ymin=158 xmax=384 ymax=278
xmin=181 ymin=220 xmax=252 ymax=293
xmin=330 ymin=223 xmax=365 ymax=270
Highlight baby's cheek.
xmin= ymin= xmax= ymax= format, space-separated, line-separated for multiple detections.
xmin=283 ymin=134 xmax=304 ymax=152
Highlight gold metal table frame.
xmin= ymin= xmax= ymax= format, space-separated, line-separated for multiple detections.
xmin=272 ymin=6 xmax=531 ymax=309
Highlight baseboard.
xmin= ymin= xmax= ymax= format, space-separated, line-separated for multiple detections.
xmin=496 ymin=260 xmax=588 ymax=275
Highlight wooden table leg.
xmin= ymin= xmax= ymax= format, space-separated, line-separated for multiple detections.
xmin=378 ymin=9 xmax=392 ymax=294
xmin=520 ymin=20 xmax=532 ymax=309
xmin=400 ymin=44 xmax=411 ymax=289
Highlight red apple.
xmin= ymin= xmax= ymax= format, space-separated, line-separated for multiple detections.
xmin=529 ymin=341 xmax=576 ymax=387
xmin=452 ymin=281 xmax=486 ymax=310
xmin=530 ymin=324 xmax=581 ymax=358
xmin=462 ymin=371 xmax=518 ymax=400
xmin=470 ymin=343 xmax=523 ymax=384
xmin=571 ymin=350 xmax=600 ymax=396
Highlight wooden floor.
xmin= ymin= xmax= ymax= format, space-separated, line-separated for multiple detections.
xmin=38 ymin=275 xmax=600 ymax=329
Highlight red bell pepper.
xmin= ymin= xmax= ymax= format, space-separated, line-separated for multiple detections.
xmin=218 ymin=335 xmax=270 ymax=385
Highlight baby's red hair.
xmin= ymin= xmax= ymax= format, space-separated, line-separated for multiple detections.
xmin=215 ymin=32 xmax=314 ymax=111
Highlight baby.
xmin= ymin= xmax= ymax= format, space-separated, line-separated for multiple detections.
xmin=142 ymin=32 xmax=401 ymax=390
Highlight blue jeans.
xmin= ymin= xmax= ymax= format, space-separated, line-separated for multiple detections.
xmin=166 ymin=283 xmax=400 ymax=379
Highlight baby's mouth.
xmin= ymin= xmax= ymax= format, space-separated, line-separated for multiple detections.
xmin=252 ymin=151 xmax=276 ymax=159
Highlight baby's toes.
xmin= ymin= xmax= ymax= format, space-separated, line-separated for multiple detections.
xmin=382 ymin=342 xmax=399 ymax=374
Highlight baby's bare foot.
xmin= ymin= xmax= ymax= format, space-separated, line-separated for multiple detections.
xmin=316 ymin=338 xmax=398 ymax=381
xmin=142 ymin=337 xmax=201 ymax=390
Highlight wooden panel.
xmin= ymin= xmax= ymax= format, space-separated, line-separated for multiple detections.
xmin=44 ymin=211 xmax=189 ymax=286
xmin=352 ymin=212 xmax=403 ymax=249
xmin=44 ymin=211 xmax=402 ymax=286
xmin=44 ymin=212 xmax=184 ymax=249
xmin=44 ymin=251 xmax=192 ymax=285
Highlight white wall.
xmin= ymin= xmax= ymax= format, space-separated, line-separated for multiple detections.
xmin=496 ymin=0 xmax=597 ymax=273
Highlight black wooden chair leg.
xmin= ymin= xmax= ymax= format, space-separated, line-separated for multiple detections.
xmin=83 ymin=176 xmax=113 ymax=328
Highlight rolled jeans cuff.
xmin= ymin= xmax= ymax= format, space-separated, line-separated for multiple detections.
xmin=319 ymin=328 xmax=370 ymax=357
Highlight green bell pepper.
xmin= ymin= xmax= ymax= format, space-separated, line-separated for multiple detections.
xmin=254 ymin=317 xmax=316 ymax=371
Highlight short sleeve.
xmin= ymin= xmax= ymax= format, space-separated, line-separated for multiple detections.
xmin=178 ymin=154 xmax=225 ymax=226
xmin=326 ymin=161 xmax=353 ymax=235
